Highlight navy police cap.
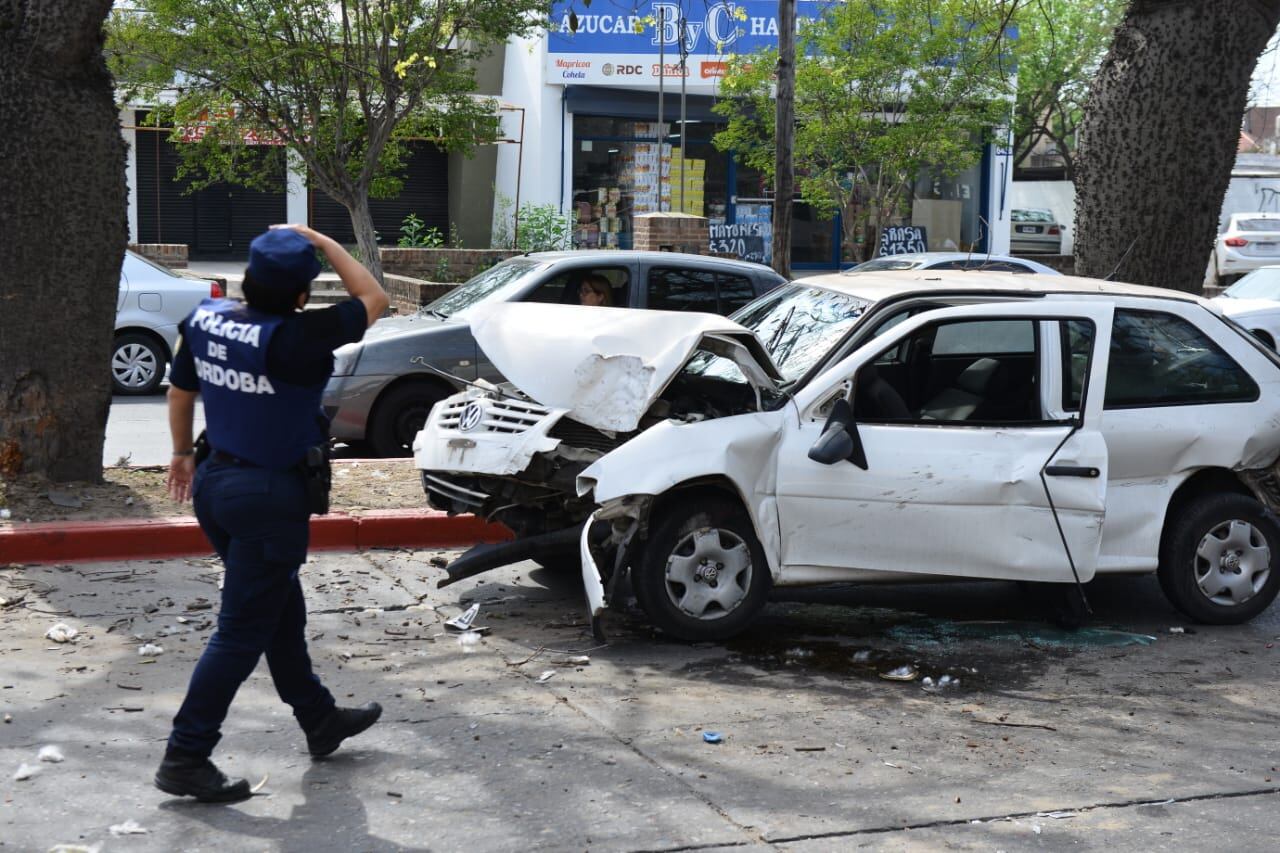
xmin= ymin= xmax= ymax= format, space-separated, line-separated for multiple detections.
xmin=247 ymin=228 xmax=322 ymax=291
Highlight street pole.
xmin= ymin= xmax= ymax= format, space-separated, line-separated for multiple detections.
xmin=657 ymin=6 xmax=666 ymax=212
xmin=679 ymin=15 xmax=687 ymax=215
xmin=773 ymin=0 xmax=795 ymax=278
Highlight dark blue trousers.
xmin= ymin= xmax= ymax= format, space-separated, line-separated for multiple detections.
xmin=167 ymin=461 xmax=335 ymax=757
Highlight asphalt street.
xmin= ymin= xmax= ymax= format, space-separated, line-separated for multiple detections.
xmin=2 ymin=550 xmax=1278 ymax=851
xmin=105 ymin=392 xmax=205 ymax=468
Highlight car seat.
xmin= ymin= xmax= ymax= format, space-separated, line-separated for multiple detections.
xmin=918 ymin=357 xmax=1008 ymax=421
xmin=855 ymin=364 xmax=912 ymax=420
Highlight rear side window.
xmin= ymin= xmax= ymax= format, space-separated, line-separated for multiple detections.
xmin=1062 ymin=310 xmax=1258 ymax=409
xmin=647 ymin=267 xmax=758 ymax=315
xmin=718 ymin=274 xmax=757 ymax=313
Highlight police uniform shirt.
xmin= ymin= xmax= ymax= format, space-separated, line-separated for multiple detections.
xmin=171 ymin=297 xmax=368 ymax=440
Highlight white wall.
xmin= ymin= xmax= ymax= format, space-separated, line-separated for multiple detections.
xmin=988 ymin=142 xmax=1014 ymax=255
xmin=1010 ymin=180 xmax=1075 ymax=255
xmin=121 ymin=108 xmax=138 ymax=243
xmin=494 ymin=34 xmax=569 ymax=241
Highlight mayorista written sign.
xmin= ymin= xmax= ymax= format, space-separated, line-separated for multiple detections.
xmin=709 ymin=221 xmax=770 ymax=264
xmin=879 ymin=225 xmax=928 ymax=256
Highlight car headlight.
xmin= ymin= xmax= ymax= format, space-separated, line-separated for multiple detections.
xmin=332 ymin=344 xmax=362 ymax=377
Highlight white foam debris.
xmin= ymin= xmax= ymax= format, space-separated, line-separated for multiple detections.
xmin=138 ymin=643 xmax=165 ymax=657
xmin=45 ymin=623 xmax=78 ymax=643
xmin=457 ymin=631 xmax=482 ymax=652
xmin=13 ymin=762 xmax=40 ymax=781
xmin=38 ymin=745 xmax=64 ymax=763
xmin=109 ymin=820 xmax=148 ymax=836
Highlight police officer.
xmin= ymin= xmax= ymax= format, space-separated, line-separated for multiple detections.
xmin=155 ymin=224 xmax=390 ymax=803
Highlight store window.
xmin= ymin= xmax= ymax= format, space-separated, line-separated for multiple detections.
xmin=571 ymin=117 xmax=729 ymax=251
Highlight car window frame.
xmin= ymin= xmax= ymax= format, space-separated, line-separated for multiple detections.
xmin=1060 ymin=307 xmax=1261 ymax=411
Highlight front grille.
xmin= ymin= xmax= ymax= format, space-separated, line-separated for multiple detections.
xmin=548 ymin=417 xmax=633 ymax=452
xmin=437 ymin=397 xmax=549 ymax=435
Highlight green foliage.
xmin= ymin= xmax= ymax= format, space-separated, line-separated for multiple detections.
xmin=515 ymin=203 xmax=575 ymax=253
xmin=490 ymin=190 xmax=515 ymax=249
xmin=713 ymin=0 xmax=1018 ymax=260
xmin=398 ymin=213 xmax=444 ymax=248
xmin=107 ymin=0 xmax=549 ymax=262
xmin=1011 ymin=0 xmax=1124 ymax=178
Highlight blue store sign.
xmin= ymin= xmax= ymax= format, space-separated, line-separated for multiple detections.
xmin=547 ymin=1 xmax=831 ymax=90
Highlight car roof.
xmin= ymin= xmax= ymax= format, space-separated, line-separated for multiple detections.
xmin=521 ymin=250 xmax=778 ymax=275
xmin=799 ymin=269 xmax=1203 ymax=304
xmin=1230 ymin=212 xmax=1280 ymax=219
xmin=851 ymin=252 xmax=1051 ymax=265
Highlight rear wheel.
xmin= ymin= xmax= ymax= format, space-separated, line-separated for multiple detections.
xmin=1158 ymin=493 xmax=1280 ymax=624
xmin=633 ymin=495 xmax=771 ymax=641
xmin=111 ymin=333 xmax=166 ymax=395
xmin=368 ymin=382 xmax=447 ymax=458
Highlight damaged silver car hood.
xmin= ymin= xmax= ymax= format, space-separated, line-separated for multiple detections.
xmin=469 ymin=303 xmax=784 ymax=432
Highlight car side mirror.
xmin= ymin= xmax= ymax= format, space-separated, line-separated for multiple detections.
xmin=807 ymin=398 xmax=869 ymax=469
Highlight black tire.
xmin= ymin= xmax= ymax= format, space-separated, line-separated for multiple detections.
xmin=111 ymin=333 xmax=166 ymax=395
xmin=632 ymin=495 xmax=771 ymax=642
xmin=1158 ymin=493 xmax=1280 ymax=625
xmin=368 ymin=383 xmax=447 ymax=458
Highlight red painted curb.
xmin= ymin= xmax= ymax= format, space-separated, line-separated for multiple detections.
xmin=0 ymin=511 xmax=511 ymax=565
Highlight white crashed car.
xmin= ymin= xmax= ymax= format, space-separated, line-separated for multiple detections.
xmin=417 ymin=272 xmax=1280 ymax=641
xmin=1212 ymin=265 xmax=1280 ymax=349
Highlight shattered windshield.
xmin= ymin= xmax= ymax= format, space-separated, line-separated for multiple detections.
xmin=424 ymin=260 xmax=545 ymax=318
xmin=734 ymin=284 xmax=871 ymax=382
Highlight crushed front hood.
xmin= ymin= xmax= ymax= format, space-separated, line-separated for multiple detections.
xmin=469 ymin=303 xmax=782 ymax=432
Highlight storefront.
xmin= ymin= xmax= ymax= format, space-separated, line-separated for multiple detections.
xmin=494 ymin=0 xmax=1013 ymax=268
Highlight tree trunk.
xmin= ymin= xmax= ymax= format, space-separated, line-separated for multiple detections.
xmin=772 ymin=0 xmax=796 ymax=279
xmin=0 ymin=0 xmax=127 ymax=482
xmin=1075 ymin=0 xmax=1280 ymax=290
xmin=343 ymin=194 xmax=385 ymax=284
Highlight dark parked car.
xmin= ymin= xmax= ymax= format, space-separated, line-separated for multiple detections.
xmin=322 ymin=250 xmax=787 ymax=456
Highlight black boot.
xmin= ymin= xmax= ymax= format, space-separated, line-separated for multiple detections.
xmin=155 ymin=749 xmax=251 ymax=803
xmin=306 ymin=702 xmax=383 ymax=758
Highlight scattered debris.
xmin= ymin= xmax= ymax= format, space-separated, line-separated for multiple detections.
xmin=13 ymin=762 xmax=39 ymax=781
xmin=138 ymin=643 xmax=164 ymax=657
xmin=386 ymin=790 xmax=404 ymax=798
xmin=536 ymin=670 xmax=556 ymax=683
xmin=3 ymin=713 xmax=11 ymax=724
xmin=457 ymin=631 xmax=483 ymax=652
xmin=922 ymin=674 xmax=960 ymax=693
xmin=793 ymin=746 xmax=826 ymax=752
xmin=361 ymin=608 xmax=384 ymax=618
xmin=0 ymin=508 xmax=10 ymax=520
xmin=49 ymin=844 xmax=102 ymax=853
xmin=109 ymin=820 xmax=148 ymax=836
xmin=46 ymin=490 xmax=83 ymax=509
xmin=45 ymin=623 xmax=78 ymax=643
xmin=38 ymin=745 xmax=64 ymax=763
xmin=1169 ymin=626 xmax=1186 ymax=634
xmin=553 ymin=655 xmax=591 ymax=667
xmin=851 ymin=650 xmax=872 ymax=662
xmin=445 ymin=603 xmax=481 ymax=632
xmin=879 ymin=664 xmax=918 ymax=682
xmin=251 ymin=775 xmax=269 ymax=793
xmin=702 ymin=731 xmax=723 ymax=744
xmin=429 ymin=555 xmax=449 ymax=568
xmin=124 ymin=497 xmax=135 ymax=507
xmin=186 ymin=598 xmax=213 ymax=611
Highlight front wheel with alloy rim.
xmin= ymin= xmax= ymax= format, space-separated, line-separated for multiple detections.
xmin=111 ymin=333 xmax=166 ymax=395
xmin=1159 ymin=493 xmax=1280 ymax=624
xmin=368 ymin=383 xmax=447 ymax=458
xmin=632 ymin=496 xmax=771 ymax=641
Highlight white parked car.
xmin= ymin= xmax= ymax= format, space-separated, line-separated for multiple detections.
xmin=114 ymin=251 xmax=221 ymax=394
xmin=848 ymin=252 xmax=1061 ymax=275
xmin=417 ymin=271 xmax=1280 ymax=641
xmin=1212 ymin=265 xmax=1280 ymax=349
xmin=1214 ymin=212 xmax=1280 ymax=286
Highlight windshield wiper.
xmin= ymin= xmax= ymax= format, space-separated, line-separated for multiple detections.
xmin=766 ymin=305 xmax=796 ymax=354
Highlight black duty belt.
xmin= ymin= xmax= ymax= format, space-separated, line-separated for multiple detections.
xmin=210 ymin=449 xmax=262 ymax=468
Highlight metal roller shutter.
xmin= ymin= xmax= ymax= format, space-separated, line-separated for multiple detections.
xmin=133 ymin=110 xmax=287 ymax=259
xmin=308 ymin=141 xmax=449 ymax=244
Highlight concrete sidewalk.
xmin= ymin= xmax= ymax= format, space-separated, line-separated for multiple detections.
xmin=2 ymin=552 xmax=1279 ymax=851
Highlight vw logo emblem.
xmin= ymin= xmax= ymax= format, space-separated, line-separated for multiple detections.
xmin=458 ymin=401 xmax=484 ymax=432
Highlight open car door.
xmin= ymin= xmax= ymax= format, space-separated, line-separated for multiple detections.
xmin=774 ymin=299 xmax=1114 ymax=584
